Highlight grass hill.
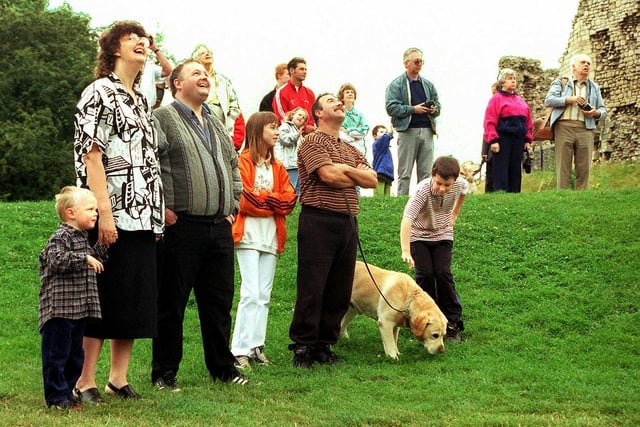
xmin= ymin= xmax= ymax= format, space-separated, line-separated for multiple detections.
xmin=0 ymin=164 xmax=638 ymax=426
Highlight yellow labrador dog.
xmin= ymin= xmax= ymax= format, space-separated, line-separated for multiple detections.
xmin=340 ymin=261 xmax=448 ymax=359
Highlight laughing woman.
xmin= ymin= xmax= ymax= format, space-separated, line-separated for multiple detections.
xmin=73 ymin=21 xmax=164 ymax=403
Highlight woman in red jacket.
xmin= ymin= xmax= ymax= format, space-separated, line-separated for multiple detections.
xmin=231 ymin=112 xmax=297 ymax=369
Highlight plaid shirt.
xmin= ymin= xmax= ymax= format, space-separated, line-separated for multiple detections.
xmin=38 ymin=223 xmax=107 ymax=330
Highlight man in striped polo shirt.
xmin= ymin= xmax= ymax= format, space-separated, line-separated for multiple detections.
xmin=288 ymin=93 xmax=377 ymax=368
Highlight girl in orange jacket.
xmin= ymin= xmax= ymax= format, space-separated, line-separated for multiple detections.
xmin=231 ymin=112 xmax=297 ymax=369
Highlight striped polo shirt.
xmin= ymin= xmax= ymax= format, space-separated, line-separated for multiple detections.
xmin=403 ymin=176 xmax=469 ymax=242
xmin=297 ymin=131 xmax=369 ymax=216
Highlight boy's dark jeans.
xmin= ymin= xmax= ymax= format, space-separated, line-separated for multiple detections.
xmin=411 ymin=239 xmax=464 ymax=330
xmin=41 ymin=317 xmax=85 ymax=405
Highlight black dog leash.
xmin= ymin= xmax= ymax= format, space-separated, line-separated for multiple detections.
xmin=343 ymin=190 xmax=406 ymax=314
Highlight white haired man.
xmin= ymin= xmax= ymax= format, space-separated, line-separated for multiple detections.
xmin=544 ymin=54 xmax=607 ymax=190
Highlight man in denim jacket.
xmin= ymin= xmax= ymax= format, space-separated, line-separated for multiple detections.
xmin=544 ymin=54 xmax=606 ymax=190
xmin=385 ymin=48 xmax=441 ymax=196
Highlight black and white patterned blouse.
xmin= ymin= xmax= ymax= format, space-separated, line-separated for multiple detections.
xmin=74 ymin=73 xmax=164 ymax=233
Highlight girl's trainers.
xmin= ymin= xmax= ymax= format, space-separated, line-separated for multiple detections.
xmin=251 ymin=346 xmax=272 ymax=365
xmin=234 ymin=355 xmax=252 ymax=370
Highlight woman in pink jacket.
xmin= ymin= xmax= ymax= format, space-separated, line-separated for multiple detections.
xmin=483 ymin=68 xmax=533 ymax=193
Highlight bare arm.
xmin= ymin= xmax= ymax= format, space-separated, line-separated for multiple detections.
xmin=450 ymin=194 xmax=466 ymax=226
xmin=84 ymin=144 xmax=118 ymax=247
xmin=400 ymin=217 xmax=414 ymax=269
xmin=316 ymin=163 xmax=378 ymax=189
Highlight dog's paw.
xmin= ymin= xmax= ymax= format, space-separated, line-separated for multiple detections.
xmin=386 ymin=351 xmax=400 ymax=360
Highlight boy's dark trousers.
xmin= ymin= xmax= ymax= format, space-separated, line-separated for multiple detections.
xmin=41 ymin=318 xmax=85 ymax=405
xmin=410 ymin=239 xmax=464 ymax=330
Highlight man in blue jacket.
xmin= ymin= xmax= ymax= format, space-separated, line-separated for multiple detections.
xmin=385 ymin=48 xmax=441 ymax=196
xmin=544 ymin=53 xmax=606 ymax=190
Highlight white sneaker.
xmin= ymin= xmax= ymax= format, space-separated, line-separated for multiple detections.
xmin=251 ymin=346 xmax=272 ymax=365
xmin=234 ymin=355 xmax=252 ymax=370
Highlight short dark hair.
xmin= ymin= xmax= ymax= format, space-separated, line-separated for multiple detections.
xmin=287 ymin=57 xmax=306 ymax=72
xmin=168 ymin=59 xmax=199 ymax=97
xmin=431 ymin=156 xmax=460 ymax=180
xmin=311 ymin=92 xmax=333 ymax=125
xmin=371 ymin=125 xmax=387 ymax=138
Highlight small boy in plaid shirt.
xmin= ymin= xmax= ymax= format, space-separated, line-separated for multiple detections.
xmin=39 ymin=186 xmax=106 ymax=409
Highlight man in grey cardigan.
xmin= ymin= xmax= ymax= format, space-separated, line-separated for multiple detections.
xmin=385 ymin=47 xmax=441 ymax=196
xmin=151 ymin=59 xmax=247 ymax=389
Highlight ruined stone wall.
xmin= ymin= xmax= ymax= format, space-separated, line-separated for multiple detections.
xmin=560 ymin=0 xmax=640 ymax=162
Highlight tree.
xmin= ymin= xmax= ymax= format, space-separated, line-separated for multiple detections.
xmin=0 ymin=1 xmax=97 ymax=200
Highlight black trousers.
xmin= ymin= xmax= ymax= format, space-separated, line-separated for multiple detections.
xmin=289 ymin=206 xmax=358 ymax=347
xmin=491 ymin=133 xmax=525 ymax=193
xmin=152 ymin=216 xmax=238 ymax=381
xmin=411 ymin=239 xmax=464 ymax=330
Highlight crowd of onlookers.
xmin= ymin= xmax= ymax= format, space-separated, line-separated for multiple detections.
xmin=37 ymin=20 xmax=606 ymax=410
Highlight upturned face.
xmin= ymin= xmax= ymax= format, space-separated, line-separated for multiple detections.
xmin=316 ymin=94 xmax=345 ymax=123
xmin=194 ymin=46 xmax=213 ymax=67
xmin=175 ymin=62 xmax=210 ymax=101
xmin=291 ymin=110 xmax=308 ymax=128
xmin=375 ymin=127 xmax=388 ymax=139
xmin=572 ymin=58 xmax=591 ymax=80
xmin=117 ymin=33 xmax=149 ymax=67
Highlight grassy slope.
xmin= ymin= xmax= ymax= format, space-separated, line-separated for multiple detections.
xmin=0 ymin=165 xmax=638 ymax=426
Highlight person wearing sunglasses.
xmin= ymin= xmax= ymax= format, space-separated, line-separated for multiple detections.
xmin=385 ymin=47 xmax=441 ymax=196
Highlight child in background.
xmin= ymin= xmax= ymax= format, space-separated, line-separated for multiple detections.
xmin=275 ymin=107 xmax=308 ymax=194
xmin=371 ymin=125 xmax=395 ymax=196
xmin=39 ymin=186 xmax=107 ymax=409
xmin=399 ymin=157 xmax=468 ymax=342
xmin=231 ymin=112 xmax=297 ymax=369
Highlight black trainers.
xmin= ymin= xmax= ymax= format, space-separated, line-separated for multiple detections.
xmin=154 ymin=373 xmax=181 ymax=392
xmin=291 ymin=345 xmax=314 ymax=369
xmin=313 ymin=345 xmax=338 ymax=365
xmin=445 ymin=325 xmax=462 ymax=343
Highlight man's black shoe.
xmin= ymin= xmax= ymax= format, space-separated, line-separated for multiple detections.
xmin=313 ymin=345 xmax=338 ymax=365
xmin=291 ymin=345 xmax=314 ymax=369
xmin=154 ymin=372 xmax=181 ymax=392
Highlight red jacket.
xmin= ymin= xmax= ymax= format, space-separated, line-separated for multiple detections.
xmin=272 ymin=80 xmax=315 ymax=127
xmin=232 ymin=112 xmax=245 ymax=151
xmin=232 ymin=150 xmax=297 ymax=254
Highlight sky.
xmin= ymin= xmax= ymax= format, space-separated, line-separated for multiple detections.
xmin=49 ymin=0 xmax=579 ymax=165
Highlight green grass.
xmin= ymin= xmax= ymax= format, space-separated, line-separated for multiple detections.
xmin=1 ymin=164 xmax=639 ymax=426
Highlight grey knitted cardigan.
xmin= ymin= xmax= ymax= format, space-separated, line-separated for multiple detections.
xmin=154 ymin=102 xmax=241 ymax=217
